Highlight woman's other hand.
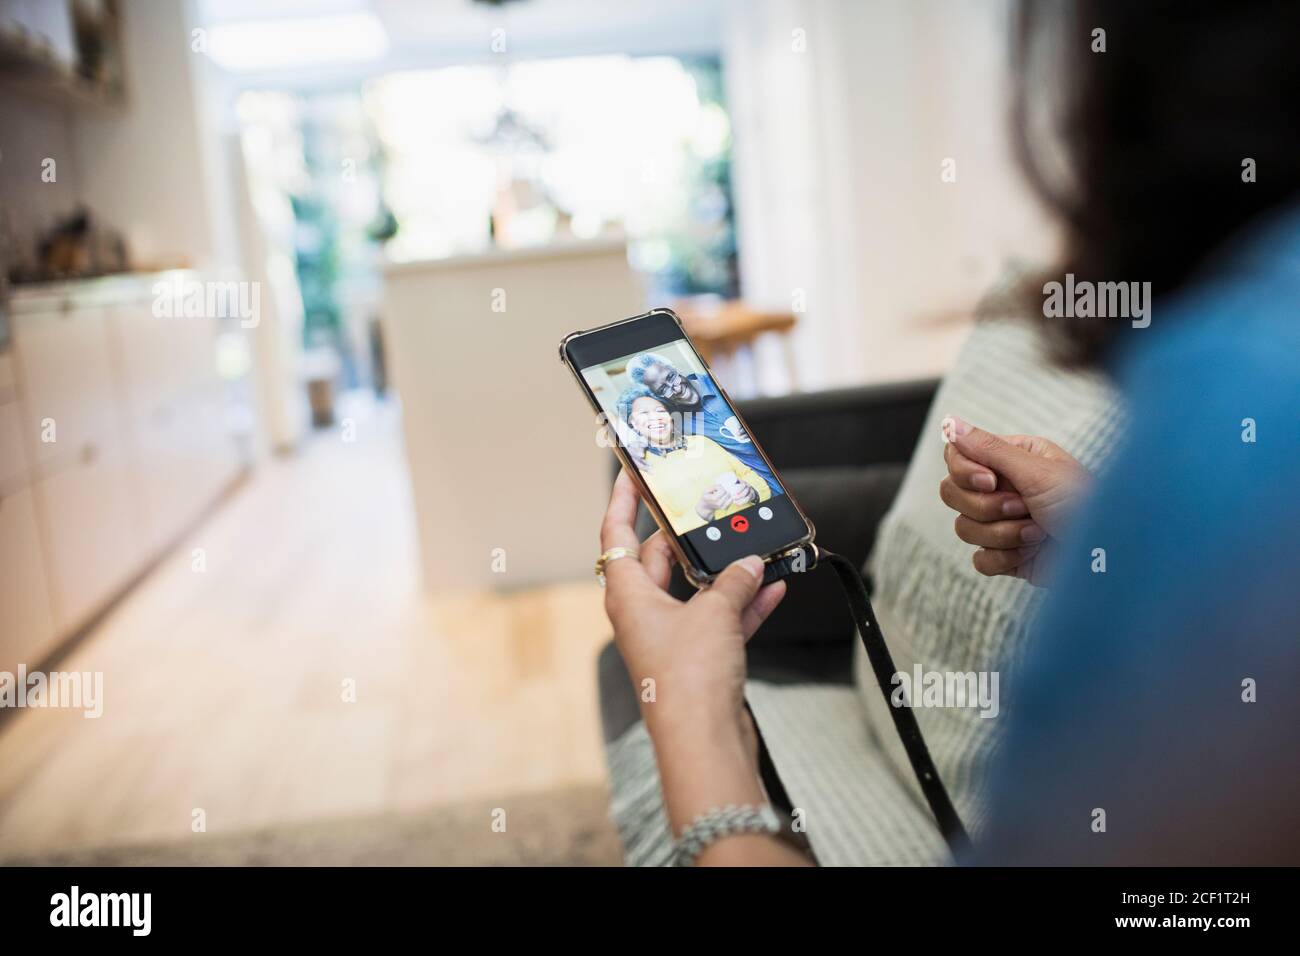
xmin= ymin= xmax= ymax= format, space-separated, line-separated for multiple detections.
xmin=601 ymin=470 xmax=786 ymax=739
xmin=939 ymin=414 xmax=1091 ymax=585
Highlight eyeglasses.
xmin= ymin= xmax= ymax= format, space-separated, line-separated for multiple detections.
xmin=648 ymin=369 xmax=683 ymax=399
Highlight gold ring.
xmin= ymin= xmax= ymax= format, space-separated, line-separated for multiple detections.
xmin=594 ymin=547 xmax=639 ymax=587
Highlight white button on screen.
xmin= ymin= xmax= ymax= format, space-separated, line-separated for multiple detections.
xmin=706 ymin=526 xmax=722 ymax=541
xmin=758 ymin=507 xmax=773 ymax=521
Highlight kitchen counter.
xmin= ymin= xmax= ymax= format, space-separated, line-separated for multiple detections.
xmin=6 ymin=270 xmax=196 ymax=313
xmin=383 ymin=236 xmax=629 ymax=277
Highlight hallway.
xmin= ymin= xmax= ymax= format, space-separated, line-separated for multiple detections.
xmin=0 ymin=401 xmax=613 ymax=860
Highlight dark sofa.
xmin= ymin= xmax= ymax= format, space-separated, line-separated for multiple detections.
xmin=597 ymin=377 xmax=941 ymax=745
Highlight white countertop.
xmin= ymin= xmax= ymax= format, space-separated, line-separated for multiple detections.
xmin=384 ymin=236 xmax=628 ymax=277
xmin=6 ymin=270 xmax=198 ymax=313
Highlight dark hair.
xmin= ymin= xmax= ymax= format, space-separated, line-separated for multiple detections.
xmin=615 ymin=384 xmax=659 ymax=426
xmin=1012 ymin=0 xmax=1300 ymax=366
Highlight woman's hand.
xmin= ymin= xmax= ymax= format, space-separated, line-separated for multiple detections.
xmin=730 ymin=481 xmax=760 ymax=506
xmin=597 ymin=472 xmax=811 ymax=864
xmin=603 ymin=471 xmax=786 ymax=735
xmin=695 ymin=483 xmax=731 ymax=521
xmin=939 ymin=414 xmax=1092 ymax=586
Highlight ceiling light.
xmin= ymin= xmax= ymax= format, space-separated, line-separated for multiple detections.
xmin=207 ymin=12 xmax=389 ymax=73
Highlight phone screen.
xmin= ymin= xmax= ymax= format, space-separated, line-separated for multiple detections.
xmin=565 ymin=311 xmax=810 ymax=576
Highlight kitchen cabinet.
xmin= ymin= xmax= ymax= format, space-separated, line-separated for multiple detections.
xmin=0 ymin=399 xmax=26 ymax=488
xmin=0 ymin=486 xmax=58 ymax=675
xmin=33 ymin=440 xmax=140 ymax=634
xmin=111 ymin=306 xmax=237 ymax=556
xmin=0 ymin=272 xmax=247 ymax=665
xmin=10 ymin=302 xmax=121 ymax=474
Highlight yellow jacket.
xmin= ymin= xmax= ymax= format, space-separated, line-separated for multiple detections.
xmin=638 ymin=435 xmax=772 ymax=533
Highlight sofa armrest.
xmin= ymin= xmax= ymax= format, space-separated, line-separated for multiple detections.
xmin=731 ymin=378 xmax=939 ymax=472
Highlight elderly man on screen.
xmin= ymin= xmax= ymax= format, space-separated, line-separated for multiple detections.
xmin=626 ymin=352 xmax=780 ymax=496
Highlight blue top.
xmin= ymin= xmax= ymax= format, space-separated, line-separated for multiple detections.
xmin=977 ymin=206 xmax=1300 ymax=863
xmin=674 ymin=372 xmax=780 ymax=495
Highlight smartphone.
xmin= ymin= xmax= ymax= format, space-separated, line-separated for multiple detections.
xmin=560 ymin=308 xmax=815 ymax=588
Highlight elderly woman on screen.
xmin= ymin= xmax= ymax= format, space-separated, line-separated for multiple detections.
xmin=616 ymin=386 xmax=770 ymax=533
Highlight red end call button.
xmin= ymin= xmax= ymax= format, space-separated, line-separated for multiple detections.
xmin=730 ymin=515 xmax=749 ymax=533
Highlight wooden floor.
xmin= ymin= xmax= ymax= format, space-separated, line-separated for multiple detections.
xmin=0 ymin=400 xmax=614 ymax=858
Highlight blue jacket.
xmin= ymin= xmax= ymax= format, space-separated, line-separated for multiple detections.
xmin=671 ymin=373 xmax=779 ymax=496
xmin=978 ymin=205 xmax=1300 ymax=863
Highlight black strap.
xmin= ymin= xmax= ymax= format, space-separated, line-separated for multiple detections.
xmin=754 ymin=546 xmax=970 ymax=853
xmin=761 ymin=547 xmax=812 ymax=585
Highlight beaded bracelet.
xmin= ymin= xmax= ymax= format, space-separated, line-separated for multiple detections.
xmin=673 ymin=804 xmax=782 ymax=866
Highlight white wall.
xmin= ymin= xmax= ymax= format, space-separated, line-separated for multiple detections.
xmin=0 ymin=0 xmax=242 ymax=277
xmin=725 ymin=0 xmax=1058 ymax=390
xmin=66 ymin=0 xmax=293 ymax=453
xmin=70 ymin=0 xmax=239 ymax=274
xmin=0 ymin=95 xmax=83 ymax=262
